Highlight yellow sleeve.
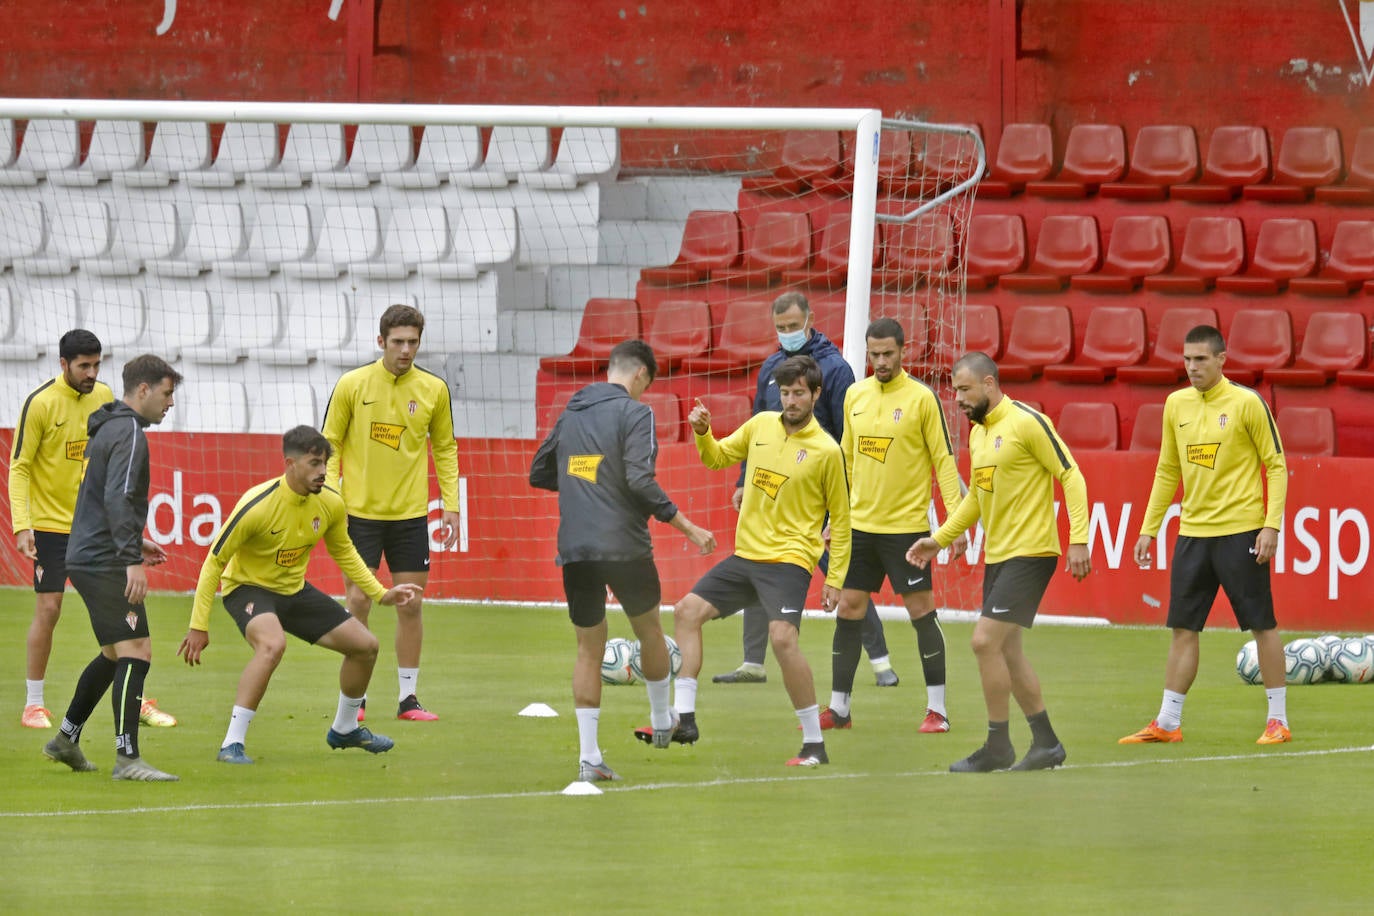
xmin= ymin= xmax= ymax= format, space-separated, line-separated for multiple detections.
xmin=321 ymin=375 xmax=355 ymax=491
xmin=1026 ymin=419 xmax=1090 ymax=545
xmin=7 ymin=399 xmax=43 ymax=533
xmin=822 ymin=450 xmax=852 ymax=589
xmin=1140 ymin=398 xmax=1182 ymax=537
xmin=840 ymin=389 xmax=856 ymax=484
xmin=695 ymin=413 xmax=754 ymax=471
xmin=428 ymin=381 xmax=461 ymax=511
xmin=189 ymin=493 xmax=258 ymax=632
xmin=923 ymin=396 xmax=964 ymax=518
xmin=1250 ymin=395 xmax=1288 ymax=530
xmin=324 ymin=510 xmax=388 ymax=602
xmin=934 ymin=489 xmax=982 ymax=547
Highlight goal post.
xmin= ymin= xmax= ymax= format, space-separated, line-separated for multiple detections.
xmin=0 ymin=97 xmax=982 ymax=613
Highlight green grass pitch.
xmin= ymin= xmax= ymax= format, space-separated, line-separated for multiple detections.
xmin=2 ymin=587 xmax=1372 ymax=913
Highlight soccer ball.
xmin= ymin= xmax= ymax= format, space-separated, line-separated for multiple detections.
xmin=1313 ymin=635 xmax=1345 ymax=681
xmin=601 ymin=637 xmax=637 ymax=685
xmin=1234 ymin=640 xmax=1262 ymax=685
xmin=1283 ymin=638 xmax=1327 ymax=685
xmin=630 ymin=635 xmax=683 ymax=681
xmin=1328 ymin=638 xmax=1374 ymax=684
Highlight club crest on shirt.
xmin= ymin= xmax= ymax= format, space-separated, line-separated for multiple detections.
xmin=65 ymin=439 xmax=87 ymax=461
xmin=974 ymin=465 xmax=995 ymax=492
xmin=1218 ymin=413 xmax=1228 ymax=429
xmin=1187 ymin=442 xmax=1220 ymax=469
xmin=312 ymin=516 xmax=321 ymax=532
xmin=858 ymin=435 xmax=894 ymax=463
xmin=795 ymin=449 xmax=807 ymax=464
xmin=993 ymin=436 xmax=1003 ymax=451
xmin=125 ymin=611 xmax=138 ymax=630
xmin=892 ymin=408 xmax=903 ymax=422
xmin=567 ymin=454 xmax=603 ymax=483
xmin=408 ymin=400 xmax=417 ymax=415
xmin=370 ymin=421 xmax=404 ymax=450
xmin=752 ymin=466 xmax=789 ymax=500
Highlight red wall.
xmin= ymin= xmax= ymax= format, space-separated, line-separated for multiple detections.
xmin=2 ymin=431 xmax=1368 ymax=631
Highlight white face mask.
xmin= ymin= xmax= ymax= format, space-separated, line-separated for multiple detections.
xmin=777 ymin=328 xmax=808 ymax=353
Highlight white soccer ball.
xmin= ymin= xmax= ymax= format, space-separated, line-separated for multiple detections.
xmin=1328 ymin=638 xmax=1374 ymax=684
xmin=1283 ymin=638 xmax=1327 ymax=686
xmin=630 ymin=635 xmax=683 ymax=681
xmin=1313 ymin=635 xmax=1344 ymax=681
xmin=601 ymin=637 xmax=637 ymax=685
xmin=1235 ymin=640 xmax=1262 ymax=685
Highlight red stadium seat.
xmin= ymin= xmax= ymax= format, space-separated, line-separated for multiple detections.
xmin=1214 ymin=219 xmax=1317 ymax=295
xmin=964 ymin=214 xmax=1028 ymax=290
xmin=1277 ymin=406 xmax=1336 ymax=456
xmin=1242 ymin=127 xmax=1342 ymax=203
xmin=712 ymin=211 xmax=811 ymax=287
xmin=1222 ymin=308 xmax=1293 ymax=384
xmin=1316 ymin=127 xmax=1374 ymax=205
xmin=1043 ymin=306 xmax=1147 ymax=383
xmin=679 ymin=297 xmax=779 ymax=374
xmin=1172 ymin=126 xmax=1271 ymax=202
xmin=695 ymin=392 xmax=753 ymax=437
xmin=1100 ymin=125 xmax=1200 ymax=200
xmin=1264 ymin=311 xmax=1368 ymax=386
xmin=977 ymin=123 xmax=1053 ymax=198
xmin=740 ymin=130 xmax=842 ymax=194
xmin=640 ymin=211 xmax=741 ymax=285
xmin=1000 ymin=215 xmax=1100 ymax=292
xmin=908 ymin=125 xmax=983 ymax=190
xmin=538 ymin=298 xmax=641 ymax=374
xmin=1143 ymin=217 xmax=1245 ymax=294
xmin=1129 ymin=403 xmax=1166 ymax=452
xmin=998 ymin=305 xmax=1073 ymax=381
xmin=781 ymin=211 xmax=879 ymax=289
xmin=1026 ymin=124 xmax=1126 ymax=198
xmin=876 ymin=213 xmax=955 ymax=287
xmin=1056 ymin=403 xmax=1120 ymax=451
xmin=813 ymin=130 xmax=912 ymax=195
xmin=870 ymin=293 xmax=931 ymax=363
xmin=643 ymin=299 xmax=711 ymax=370
xmin=1289 ymin=221 xmax=1374 ymax=296
xmin=1116 ymin=306 xmax=1219 ymax=384
xmin=1070 ymin=215 xmax=1172 ymax=293
xmin=932 ymin=303 xmax=1003 ymax=369
xmin=641 ymin=390 xmax=683 ymax=443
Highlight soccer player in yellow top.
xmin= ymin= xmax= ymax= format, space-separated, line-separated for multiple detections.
xmin=643 ymin=355 xmax=851 ymax=767
xmin=322 ymin=304 xmax=459 ymax=721
xmin=8 ymin=330 xmax=175 ymax=731
xmin=178 ymin=426 xmax=422 ymax=764
xmin=909 ymin=352 xmax=1091 ymax=773
xmin=1120 ymin=324 xmax=1291 ymax=747
xmin=828 ymin=318 xmax=967 ymax=734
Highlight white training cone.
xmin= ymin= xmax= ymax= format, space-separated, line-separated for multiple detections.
xmin=518 ymin=702 xmax=559 ymax=717
xmin=562 ymin=780 xmax=603 ymax=796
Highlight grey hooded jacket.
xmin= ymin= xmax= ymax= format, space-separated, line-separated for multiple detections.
xmin=66 ymin=401 xmax=153 ymax=571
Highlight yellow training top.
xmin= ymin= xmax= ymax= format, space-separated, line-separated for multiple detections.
xmin=189 ymin=476 xmax=387 ymax=631
xmin=8 ymin=376 xmax=114 ymax=533
xmin=322 ymin=360 xmax=460 ymax=520
xmin=695 ymin=411 xmax=851 ymax=588
xmin=841 ymin=370 xmax=964 ymax=533
xmin=1139 ymin=377 xmax=1287 ymax=538
xmin=934 ymin=397 xmax=1089 ymax=563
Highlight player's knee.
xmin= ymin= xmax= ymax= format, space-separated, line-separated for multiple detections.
xmin=768 ymin=623 xmax=799 ymax=654
xmin=674 ymin=595 xmax=710 ymax=627
xmin=254 ymin=635 xmax=287 ymax=666
xmin=969 ymin=629 xmax=999 ymax=657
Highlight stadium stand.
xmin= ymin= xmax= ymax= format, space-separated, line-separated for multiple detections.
xmin=1069 ymin=215 xmax=1172 ymax=293
xmin=1043 ymin=306 xmax=1147 ymax=383
xmin=1242 ymin=126 xmax=1342 ymax=202
xmin=1289 ymin=221 xmax=1374 ymax=296
xmin=48 ymin=119 xmax=143 ymax=186
xmin=114 ymin=120 xmax=212 ymax=188
xmin=1143 ymin=216 xmax=1245 ymax=294
xmin=0 ymin=118 xmax=79 ymax=186
xmin=1099 ymin=125 xmax=1199 ymax=200
xmin=1025 ymin=123 xmax=1127 ymax=198
xmin=1000 ymin=215 xmax=1100 ymax=291
xmin=1171 ymin=125 xmax=1271 ymax=202
xmin=184 ymin=121 xmax=280 ymax=187
xmin=1056 ymin=402 xmax=1120 ymax=451
xmin=1315 ymin=126 xmax=1374 ymax=205
xmin=1277 ymin=405 xmax=1337 ymax=456
xmin=1213 ymin=218 xmax=1317 ymax=294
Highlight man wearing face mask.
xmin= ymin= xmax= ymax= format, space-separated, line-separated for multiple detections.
xmin=712 ymin=291 xmax=897 ymax=688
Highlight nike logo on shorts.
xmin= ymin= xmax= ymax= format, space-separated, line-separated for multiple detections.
xmin=990 ymin=606 xmax=1011 ymax=614
xmin=780 ymin=607 xmax=800 ymax=615
xmin=907 ymin=576 xmax=925 ymax=586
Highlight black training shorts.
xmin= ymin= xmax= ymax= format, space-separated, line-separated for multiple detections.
xmin=347 ymin=515 xmax=431 ymax=574
xmin=843 ymin=529 xmax=934 ymax=595
xmin=68 ymin=567 xmax=151 ymax=645
xmin=1167 ymin=530 xmax=1276 ymax=632
xmin=562 ymin=558 xmax=663 ymax=627
xmin=223 ymin=582 xmax=353 ymax=644
xmin=33 ymin=530 xmax=70 ymax=594
xmin=981 ymin=556 xmax=1058 ymax=629
xmin=690 ymin=555 xmax=813 ymax=629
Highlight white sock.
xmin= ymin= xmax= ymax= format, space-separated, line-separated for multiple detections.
xmin=332 ymin=694 xmax=364 ymax=735
xmin=926 ymin=684 xmax=947 ymax=717
xmin=797 ymin=704 xmax=823 ymax=744
xmin=398 ymin=667 xmax=419 ymax=704
xmin=673 ymin=676 xmax=698 ymax=715
xmin=222 ymin=705 xmax=256 ymax=748
xmin=646 ymin=675 xmax=672 ymax=730
xmin=575 ymin=707 xmax=601 ymax=764
xmin=1157 ymin=689 xmax=1186 ymax=732
xmin=26 ymin=679 xmax=44 ymax=708
xmin=829 ymin=691 xmax=851 ymax=717
xmin=1265 ymin=686 xmax=1288 ymax=726
xmin=870 ymin=654 xmax=892 ymax=672
xmin=739 ymin=661 xmax=766 ymax=674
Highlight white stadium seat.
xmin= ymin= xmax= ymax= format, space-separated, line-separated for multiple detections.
xmin=520 ymin=127 xmax=620 ymax=189
xmin=82 ymin=201 xmax=181 ymax=276
xmin=214 ymin=202 xmax=313 ymax=278
xmin=184 ymin=121 xmax=280 ymax=188
xmin=249 ymin=382 xmax=319 ymax=434
xmin=182 ymin=290 xmax=283 ymax=364
xmin=281 ymin=205 xmax=381 ymax=279
xmin=452 ymin=126 xmax=552 ymax=188
xmin=148 ymin=202 xmax=245 ymax=278
xmin=115 ymin=121 xmax=212 ymax=188
xmin=81 ymin=287 xmax=147 ymax=354
xmin=246 ymin=122 xmax=346 ymax=189
xmin=250 ymin=290 xmax=351 ymax=365
xmin=142 ymin=289 xmax=214 ymax=359
xmin=0 ymin=119 xmax=80 ymax=186
xmin=383 ymin=124 xmax=482 ymax=189
xmin=162 ymin=380 xmax=249 ymax=433
xmin=0 ymin=288 xmax=79 ymax=361
xmin=418 ymin=207 xmax=518 ymax=280
xmin=0 ymin=199 xmax=45 ymax=269
xmin=49 ymin=119 xmax=145 ymax=187
xmin=350 ymin=206 xmax=450 ymax=280
xmin=315 ymin=123 xmax=414 ymax=189
xmin=13 ymin=200 xmax=113 ymax=276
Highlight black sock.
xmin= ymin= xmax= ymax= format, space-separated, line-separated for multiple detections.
xmin=112 ymin=657 xmax=150 ymax=760
xmin=60 ymin=654 xmax=117 ymax=743
xmin=1027 ymin=710 xmax=1059 ymax=748
xmin=911 ymin=612 xmax=946 ymax=686
xmin=831 ymin=617 xmax=863 ymax=695
xmin=680 ymin=711 xmax=696 ymax=725
xmin=986 ymin=720 xmax=1012 ymax=752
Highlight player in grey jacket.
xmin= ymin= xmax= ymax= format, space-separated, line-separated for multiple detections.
xmin=43 ymin=355 xmax=182 ymax=782
xmin=530 ymin=339 xmax=715 ymax=782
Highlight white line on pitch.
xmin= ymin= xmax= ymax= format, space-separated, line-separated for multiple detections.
xmin=5 ymin=743 xmax=1371 ymax=820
